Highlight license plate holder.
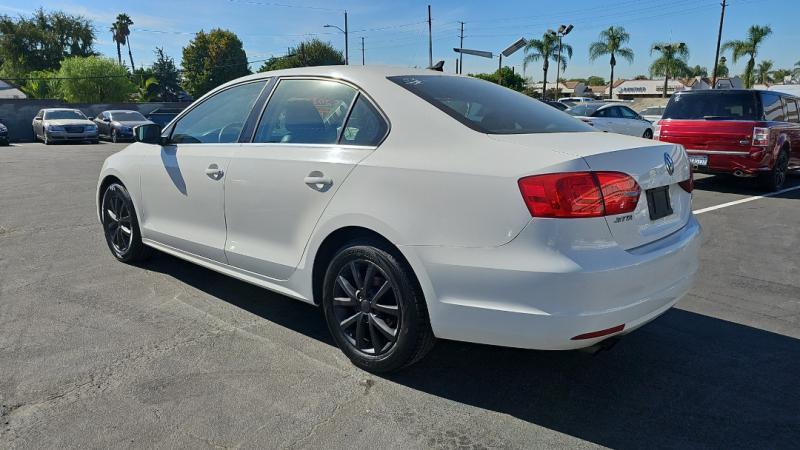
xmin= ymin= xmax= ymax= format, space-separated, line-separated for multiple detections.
xmin=646 ymin=186 xmax=673 ymax=221
xmin=688 ymin=154 xmax=708 ymax=166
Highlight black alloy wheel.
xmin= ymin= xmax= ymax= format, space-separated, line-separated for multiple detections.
xmin=761 ymin=150 xmax=789 ymax=191
xmin=101 ymin=183 xmax=151 ymax=262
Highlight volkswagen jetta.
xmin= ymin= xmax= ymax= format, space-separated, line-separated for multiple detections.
xmin=97 ymin=66 xmax=701 ymax=372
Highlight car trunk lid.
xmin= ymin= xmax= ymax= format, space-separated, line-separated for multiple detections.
xmin=658 ymin=119 xmax=759 ymax=152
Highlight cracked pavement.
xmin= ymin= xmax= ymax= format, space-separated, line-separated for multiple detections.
xmin=1 ymin=143 xmax=799 ymax=448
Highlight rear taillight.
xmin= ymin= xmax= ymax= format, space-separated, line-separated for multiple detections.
xmin=518 ymin=172 xmax=640 ymax=218
xmin=752 ymin=127 xmax=769 ymax=146
xmin=679 ymin=170 xmax=694 ymax=193
xmin=653 ymin=124 xmax=661 ymax=140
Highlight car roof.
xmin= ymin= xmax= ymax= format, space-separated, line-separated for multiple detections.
xmin=43 ymin=108 xmax=83 ymax=112
xmin=105 ymin=110 xmax=142 ymax=114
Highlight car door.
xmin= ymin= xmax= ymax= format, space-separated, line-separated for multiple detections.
xmin=618 ymin=105 xmax=648 ymax=137
xmin=138 ymin=80 xmax=269 ymax=262
xmin=224 ymin=78 xmax=388 ymax=280
xmin=590 ymin=107 xmax=618 ymax=133
xmin=780 ymin=97 xmax=800 ymax=167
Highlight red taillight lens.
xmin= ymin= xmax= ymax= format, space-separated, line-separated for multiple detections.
xmin=679 ymin=167 xmax=694 ymax=193
xmin=518 ymin=172 xmax=640 ymax=218
xmin=752 ymin=127 xmax=769 ymax=146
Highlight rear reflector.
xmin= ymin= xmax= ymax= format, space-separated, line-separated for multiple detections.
xmin=571 ymin=324 xmax=625 ymax=340
xmin=518 ymin=172 xmax=640 ymax=218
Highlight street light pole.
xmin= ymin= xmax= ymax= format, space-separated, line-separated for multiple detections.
xmin=711 ymin=0 xmax=727 ymax=89
xmin=458 ymin=21 xmax=464 ymax=74
xmin=361 ymin=36 xmax=365 ymax=65
xmin=344 ymin=11 xmax=349 ymax=65
xmin=553 ymin=24 xmax=573 ymax=101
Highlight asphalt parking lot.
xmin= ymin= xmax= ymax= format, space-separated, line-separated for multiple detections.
xmin=1 ymin=142 xmax=799 ymax=449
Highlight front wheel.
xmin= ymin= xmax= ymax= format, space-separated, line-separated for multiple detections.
xmin=111 ymin=130 xmax=118 ymax=143
xmin=101 ymin=183 xmax=151 ymax=263
xmin=322 ymin=242 xmax=435 ymax=373
xmin=760 ymin=150 xmax=789 ymax=191
xmin=643 ymin=129 xmax=653 ymax=139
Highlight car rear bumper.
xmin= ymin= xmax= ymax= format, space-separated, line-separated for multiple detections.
xmin=408 ymin=215 xmax=702 ymax=350
xmin=685 ymin=148 xmax=771 ymax=175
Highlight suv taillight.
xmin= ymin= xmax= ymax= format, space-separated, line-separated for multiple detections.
xmin=518 ymin=172 xmax=640 ymax=218
xmin=653 ymin=124 xmax=661 ymax=140
xmin=752 ymin=127 xmax=770 ymax=146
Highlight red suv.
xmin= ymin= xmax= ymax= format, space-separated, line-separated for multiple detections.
xmin=656 ymin=90 xmax=800 ymax=190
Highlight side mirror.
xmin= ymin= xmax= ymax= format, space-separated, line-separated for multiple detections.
xmin=134 ymin=123 xmax=165 ymax=145
xmin=103 ymin=118 xmax=111 ymax=123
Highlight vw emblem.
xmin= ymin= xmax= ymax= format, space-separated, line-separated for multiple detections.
xmin=664 ymin=153 xmax=675 ymax=176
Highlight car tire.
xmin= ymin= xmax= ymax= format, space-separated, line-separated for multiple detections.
xmin=111 ymin=130 xmax=118 ymax=143
xmin=101 ymin=183 xmax=151 ymax=263
xmin=760 ymin=149 xmax=789 ymax=191
xmin=322 ymin=241 xmax=435 ymax=373
xmin=643 ymin=129 xmax=653 ymax=139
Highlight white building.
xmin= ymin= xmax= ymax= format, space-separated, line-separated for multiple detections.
xmin=613 ymin=79 xmax=688 ymax=99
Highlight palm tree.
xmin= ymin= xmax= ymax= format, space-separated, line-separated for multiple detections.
xmin=523 ymin=32 xmax=571 ymax=100
xmin=722 ymin=25 xmax=772 ymax=88
xmin=110 ymin=14 xmax=135 ymax=71
xmin=588 ymin=26 xmax=634 ymax=99
xmin=756 ymin=60 xmax=774 ymax=84
xmin=793 ymin=60 xmax=800 ymax=79
xmin=649 ymin=42 xmax=689 ymax=98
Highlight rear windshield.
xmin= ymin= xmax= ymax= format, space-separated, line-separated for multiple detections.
xmin=662 ymin=92 xmax=761 ymax=120
xmin=566 ymin=103 xmax=603 ymax=116
xmin=111 ymin=111 xmax=146 ymax=121
xmin=388 ymin=75 xmax=591 ymax=134
xmin=45 ymin=110 xmax=86 ymax=120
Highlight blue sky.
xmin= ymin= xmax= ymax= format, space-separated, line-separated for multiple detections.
xmin=1 ymin=0 xmax=797 ymax=80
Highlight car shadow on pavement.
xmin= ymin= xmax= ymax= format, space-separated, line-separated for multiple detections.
xmin=693 ymin=173 xmax=800 ymax=196
xmin=142 ymin=254 xmax=800 ymax=449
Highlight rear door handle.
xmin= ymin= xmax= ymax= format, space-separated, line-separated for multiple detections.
xmin=205 ymin=164 xmax=224 ymax=179
xmin=304 ymin=176 xmax=332 ymax=185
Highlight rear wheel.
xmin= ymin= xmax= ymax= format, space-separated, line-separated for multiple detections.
xmin=101 ymin=183 xmax=151 ymax=263
xmin=322 ymin=241 xmax=435 ymax=373
xmin=760 ymin=149 xmax=789 ymax=191
xmin=111 ymin=129 xmax=119 ymax=143
xmin=643 ymin=129 xmax=653 ymax=139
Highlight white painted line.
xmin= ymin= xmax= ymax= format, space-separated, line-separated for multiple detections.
xmin=693 ymin=184 xmax=800 ymax=215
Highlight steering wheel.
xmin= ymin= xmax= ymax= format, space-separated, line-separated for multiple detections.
xmin=218 ymin=122 xmax=243 ymax=143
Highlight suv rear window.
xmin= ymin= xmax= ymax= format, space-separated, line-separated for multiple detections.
xmin=662 ymin=92 xmax=761 ymax=120
xmin=388 ymin=75 xmax=591 ymax=134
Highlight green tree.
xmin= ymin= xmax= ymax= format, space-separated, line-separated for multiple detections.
xmin=469 ymin=66 xmax=526 ymax=92
xmin=524 ymin=32 xmax=571 ymax=99
xmin=756 ymin=60 xmax=774 ymax=84
xmin=634 ymin=74 xmax=649 ymax=80
xmin=181 ymin=28 xmax=250 ymax=98
xmin=110 ymin=13 xmax=135 ymax=71
xmin=722 ymin=25 xmax=772 ymax=88
xmin=588 ymin=26 xmax=634 ymax=99
xmin=19 ymin=70 xmax=61 ymax=99
xmin=586 ymin=75 xmax=606 ymax=86
xmin=0 ymin=8 xmax=95 ymax=76
xmin=649 ymin=42 xmax=690 ymax=98
xmin=717 ymin=57 xmax=730 ymax=77
xmin=57 ymin=56 xmax=135 ymax=102
xmin=687 ymin=65 xmax=708 ymax=77
xmin=259 ymin=39 xmax=344 ymax=72
xmin=150 ymin=47 xmax=181 ymax=101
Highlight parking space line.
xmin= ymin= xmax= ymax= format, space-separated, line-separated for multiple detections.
xmin=693 ymin=184 xmax=800 ymax=215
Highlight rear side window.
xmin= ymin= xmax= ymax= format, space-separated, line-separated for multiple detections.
xmin=340 ymin=95 xmax=388 ymax=146
xmin=663 ymin=92 xmax=760 ymax=120
xmin=388 ymin=75 xmax=590 ymax=134
xmin=761 ymin=93 xmax=786 ymax=121
xmin=786 ymin=99 xmax=799 ymax=123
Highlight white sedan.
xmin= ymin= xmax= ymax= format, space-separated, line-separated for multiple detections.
xmin=567 ymin=102 xmax=655 ymax=138
xmin=96 ymin=66 xmax=701 ymax=373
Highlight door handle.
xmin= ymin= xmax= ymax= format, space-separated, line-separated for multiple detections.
xmin=205 ymin=164 xmax=224 ymax=179
xmin=304 ymin=176 xmax=332 ymax=185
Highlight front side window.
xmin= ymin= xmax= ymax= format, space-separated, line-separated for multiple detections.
xmin=619 ymin=106 xmax=639 ymax=119
xmin=171 ymin=81 xmax=267 ymax=144
xmin=255 ymin=79 xmax=357 ymax=144
xmin=388 ymin=75 xmax=590 ymax=134
xmin=761 ymin=93 xmax=785 ymax=122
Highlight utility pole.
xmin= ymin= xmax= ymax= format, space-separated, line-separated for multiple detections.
xmin=711 ymin=0 xmax=727 ymax=89
xmin=458 ymin=21 xmax=464 ymax=74
xmin=497 ymin=54 xmax=503 ymax=86
xmin=344 ymin=11 xmax=349 ymax=65
xmin=427 ymin=5 xmax=433 ymax=68
xmin=361 ymin=37 xmax=365 ymax=65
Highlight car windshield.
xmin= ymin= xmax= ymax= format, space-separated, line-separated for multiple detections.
xmin=662 ymin=92 xmax=761 ymax=120
xmin=111 ymin=111 xmax=146 ymax=121
xmin=45 ymin=110 xmax=86 ymax=120
xmin=387 ymin=75 xmax=590 ymax=134
xmin=566 ymin=103 xmax=603 ymax=116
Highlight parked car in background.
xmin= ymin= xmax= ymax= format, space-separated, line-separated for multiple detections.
xmin=32 ymin=108 xmax=98 ymax=145
xmin=543 ymin=100 xmax=569 ymax=111
xmin=0 ymin=120 xmax=8 ymax=145
xmin=567 ymin=102 xmax=654 ymax=138
xmin=94 ymin=110 xmax=154 ymax=143
xmin=558 ymin=96 xmax=594 ymax=106
xmin=97 ymin=66 xmax=700 ymax=373
xmin=639 ymin=106 xmax=666 ymax=124
xmin=656 ymin=89 xmax=800 ymax=190
xmin=145 ymin=108 xmax=184 ymax=128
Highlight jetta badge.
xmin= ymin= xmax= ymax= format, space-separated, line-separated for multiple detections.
xmin=664 ymin=153 xmax=675 ymax=176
